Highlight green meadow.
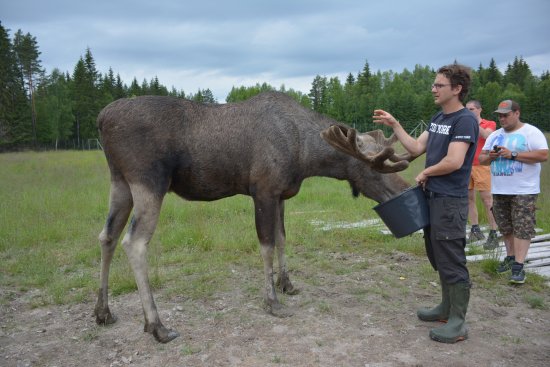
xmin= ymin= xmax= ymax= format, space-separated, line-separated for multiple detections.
xmin=1 ymin=147 xmax=549 ymax=308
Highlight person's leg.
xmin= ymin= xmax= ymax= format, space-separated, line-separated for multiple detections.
xmin=510 ymin=194 xmax=537 ymax=263
xmin=479 ymin=190 xmax=497 ymax=231
xmin=476 ymin=166 xmax=497 ymax=231
xmin=496 ymin=233 xmax=516 ymax=273
xmin=467 ymin=167 xmax=484 ymax=241
xmin=492 ymin=195 xmax=516 ymax=272
xmin=480 ymin=189 xmax=499 ymax=249
xmin=509 ymin=195 xmax=538 ymax=284
xmin=467 ymin=188 xmax=478 ymax=226
xmin=511 ymin=238 xmax=531 ymax=263
xmin=426 ymin=197 xmax=470 ymax=343
xmin=430 ymin=281 xmax=470 ymax=343
xmin=417 ymin=199 xmax=449 ymax=321
xmin=502 ymin=233 xmax=514 ymax=256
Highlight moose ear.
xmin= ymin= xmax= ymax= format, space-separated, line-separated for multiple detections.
xmin=321 ymin=125 xmax=412 ymax=173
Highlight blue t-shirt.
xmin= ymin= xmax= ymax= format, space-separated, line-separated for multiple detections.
xmin=425 ymin=108 xmax=479 ymax=197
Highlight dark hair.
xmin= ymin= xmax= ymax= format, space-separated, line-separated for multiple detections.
xmin=437 ymin=64 xmax=472 ymax=102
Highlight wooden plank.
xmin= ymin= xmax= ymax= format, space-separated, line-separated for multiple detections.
xmin=467 ymin=253 xmax=506 ymax=261
xmin=532 ymin=233 xmax=550 ymax=242
xmin=473 ymin=227 xmax=543 ymax=235
xmin=529 ymin=266 xmax=550 ymax=277
xmin=524 ymin=251 xmax=550 ymax=261
xmin=525 ymin=246 xmax=550 ymax=254
xmin=529 ymin=241 xmax=550 ymax=248
xmin=465 ymin=240 xmax=550 ymax=252
xmin=467 ymin=250 xmax=550 ymax=262
xmin=525 ymin=260 xmax=550 ymax=268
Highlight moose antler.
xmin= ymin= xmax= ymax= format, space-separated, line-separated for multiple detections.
xmin=320 ymin=125 xmax=413 ymax=173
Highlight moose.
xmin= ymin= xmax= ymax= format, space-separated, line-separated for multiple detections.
xmin=95 ymin=91 xmax=413 ymax=343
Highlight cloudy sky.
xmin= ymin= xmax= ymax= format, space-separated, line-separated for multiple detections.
xmin=2 ymin=0 xmax=549 ymax=101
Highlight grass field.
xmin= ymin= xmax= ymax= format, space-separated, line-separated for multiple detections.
xmin=1 ymin=147 xmax=549 ymax=308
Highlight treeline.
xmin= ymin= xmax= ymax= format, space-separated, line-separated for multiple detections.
xmin=1 ymin=22 xmax=549 ymax=151
xmin=229 ymin=59 xmax=550 ymax=135
xmin=0 ymin=22 xmax=216 ymax=151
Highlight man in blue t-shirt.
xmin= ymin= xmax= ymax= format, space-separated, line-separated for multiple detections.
xmin=373 ymin=64 xmax=479 ymax=344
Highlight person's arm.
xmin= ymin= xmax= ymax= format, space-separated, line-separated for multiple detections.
xmin=415 ymin=141 xmax=470 ymax=185
xmin=493 ymin=146 xmax=548 ymax=164
xmin=479 ymin=125 xmax=495 ymax=139
xmin=514 ymin=149 xmax=548 ymax=163
xmin=372 ymin=109 xmax=427 ymax=156
xmin=478 ymin=149 xmax=493 ymax=165
xmin=479 ymin=146 xmax=548 ymax=164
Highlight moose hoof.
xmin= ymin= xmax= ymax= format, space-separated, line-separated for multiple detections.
xmin=276 ymin=277 xmax=299 ymax=295
xmin=95 ymin=310 xmax=118 ymax=326
xmin=284 ymin=286 xmax=300 ymax=296
xmin=265 ymin=302 xmax=294 ymax=318
xmin=146 ymin=323 xmax=180 ymax=343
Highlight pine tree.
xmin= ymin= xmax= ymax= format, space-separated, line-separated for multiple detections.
xmin=141 ymin=78 xmax=150 ymax=94
xmin=70 ymin=49 xmax=102 ymax=148
xmin=190 ymin=88 xmax=217 ymax=103
xmin=35 ymin=68 xmax=74 ymax=148
xmin=325 ymin=77 xmax=345 ymax=122
xmin=0 ymin=22 xmax=30 ymax=149
xmin=309 ymin=75 xmax=328 ymax=113
xmin=114 ymin=74 xmax=126 ymax=99
xmin=486 ymin=58 xmax=502 ymax=84
xmin=128 ymin=78 xmax=142 ymax=97
xmin=13 ymin=29 xmax=44 ymax=146
xmin=503 ymin=56 xmax=534 ymax=89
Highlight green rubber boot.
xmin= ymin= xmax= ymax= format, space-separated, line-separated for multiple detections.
xmin=429 ymin=282 xmax=470 ymax=343
xmin=417 ymin=278 xmax=450 ymax=322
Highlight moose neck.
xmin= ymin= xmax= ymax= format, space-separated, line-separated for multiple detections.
xmin=302 ymin=140 xmax=410 ymax=204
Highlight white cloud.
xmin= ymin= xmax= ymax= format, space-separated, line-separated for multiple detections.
xmin=2 ymin=0 xmax=549 ymax=102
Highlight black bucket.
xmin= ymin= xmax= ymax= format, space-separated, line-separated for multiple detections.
xmin=373 ymin=185 xmax=430 ymax=238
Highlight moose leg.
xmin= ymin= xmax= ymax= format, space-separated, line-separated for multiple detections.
xmin=253 ymin=196 xmax=293 ymax=317
xmin=274 ymin=199 xmax=297 ymax=295
xmin=95 ymin=177 xmax=133 ymax=326
xmin=122 ymin=185 xmax=179 ymax=343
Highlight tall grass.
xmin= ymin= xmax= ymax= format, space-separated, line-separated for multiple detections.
xmin=0 ymin=145 xmax=548 ymax=306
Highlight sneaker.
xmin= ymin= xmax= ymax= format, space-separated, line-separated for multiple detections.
xmin=497 ymin=256 xmax=515 ymax=273
xmin=483 ymin=230 xmax=499 ymax=250
xmin=510 ymin=262 xmax=526 ymax=284
xmin=468 ymin=225 xmax=485 ymax=242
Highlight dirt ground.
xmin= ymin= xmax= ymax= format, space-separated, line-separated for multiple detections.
xmin=1 ymin=252 xmax=549 ymax=367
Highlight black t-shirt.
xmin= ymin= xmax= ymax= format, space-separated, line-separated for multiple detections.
xmin=425 ymin=108 xmax=479 ymax=197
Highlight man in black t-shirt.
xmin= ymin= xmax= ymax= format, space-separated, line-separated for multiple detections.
xmin=373 ymin=64 xmax=478 ymax=344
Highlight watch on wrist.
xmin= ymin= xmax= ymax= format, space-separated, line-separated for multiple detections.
xmin=511 ymin=151 xmax=518 ymax=160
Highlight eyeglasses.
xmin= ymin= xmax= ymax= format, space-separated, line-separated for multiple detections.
xmin=431 ymin=83 xmax=452 ymax=89
xmin=432 ymin=83 xmax=452 ymax=89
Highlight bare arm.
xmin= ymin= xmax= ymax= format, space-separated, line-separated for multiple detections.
xmin=480 ymin=146 xmax=548 ymax=165
xmin=415 ymin=141 xmax=470 ymax=185
xmin=478 ymin=150 xmax=493 ymax=165
xmin=373 ymin=109 xmax=427 ymax=156
xmin=515 ymin=149 xmax=548 ymax=163
xmin=479 ymin=125 xmax=495 ymax=139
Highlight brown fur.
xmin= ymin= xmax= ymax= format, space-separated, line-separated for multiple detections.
xmin=94 ymin=91 xmax=410 ymax=343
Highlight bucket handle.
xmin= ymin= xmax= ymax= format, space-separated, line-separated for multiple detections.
xmin=401 ymin=184 xmax=422 ymax=194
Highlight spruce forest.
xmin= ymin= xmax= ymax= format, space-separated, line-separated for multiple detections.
xmin=1 ymin=22 xmax=549 ymax=152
